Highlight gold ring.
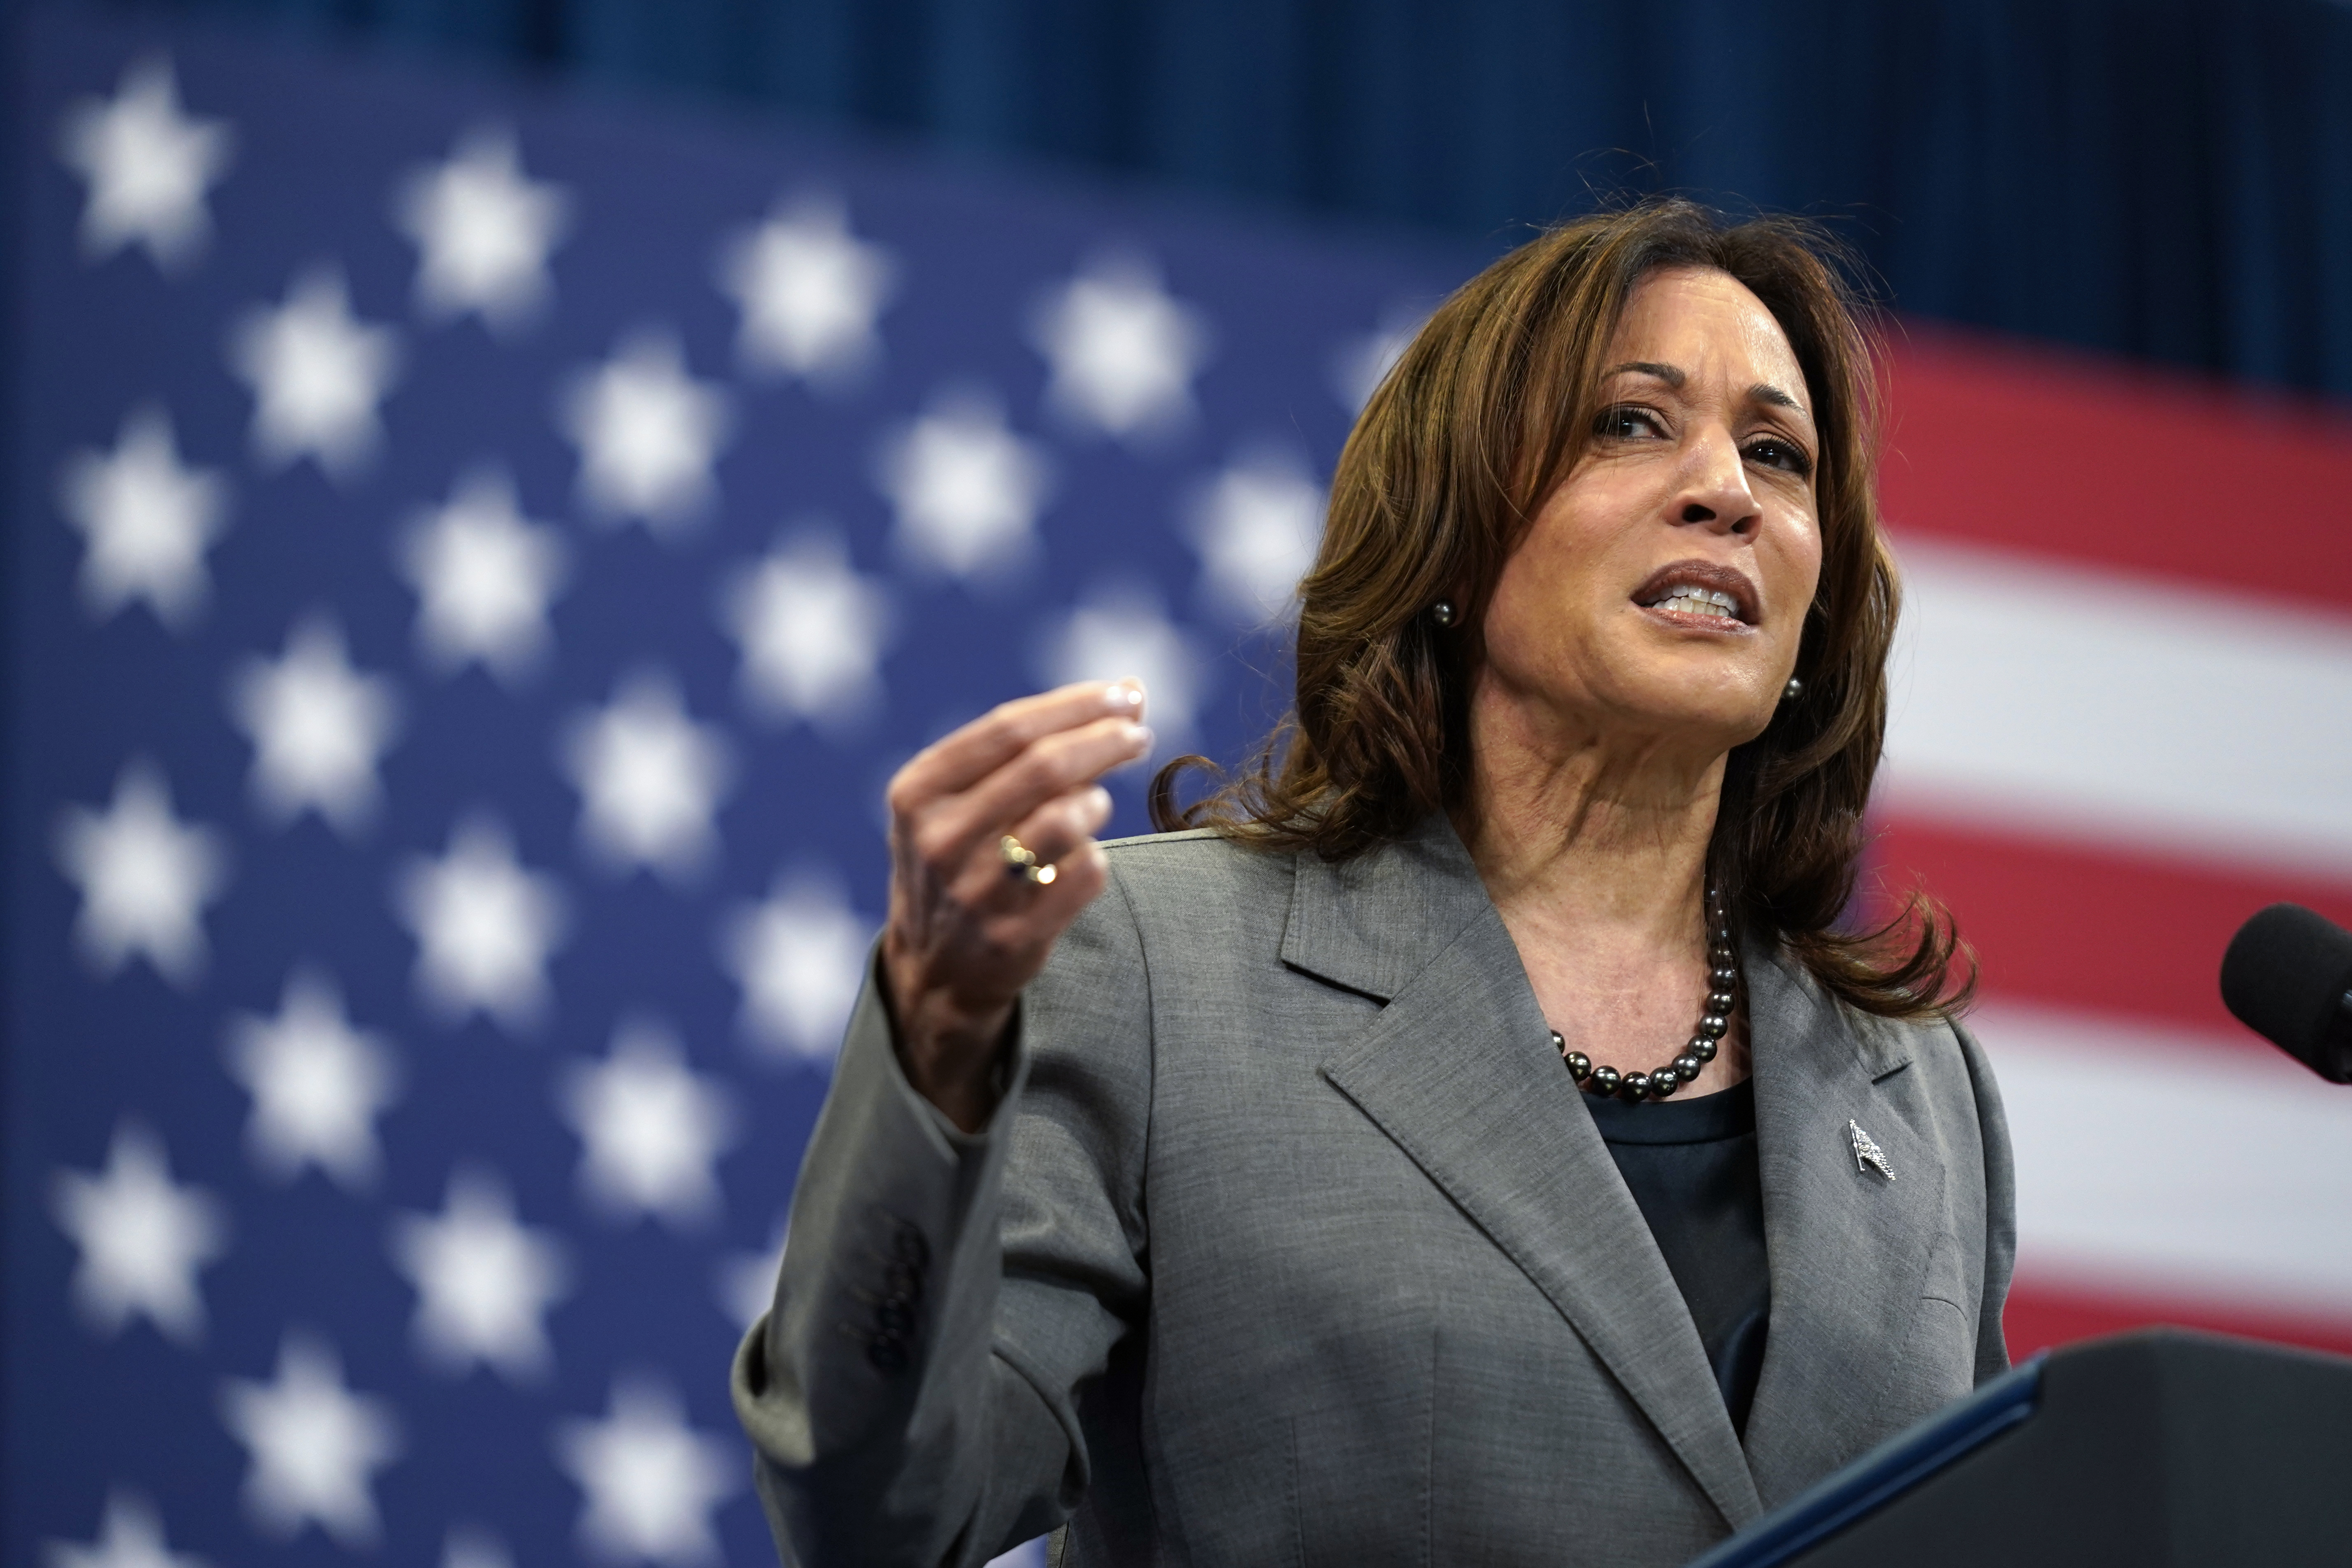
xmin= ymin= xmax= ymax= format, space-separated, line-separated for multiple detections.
xmin=1000 ymin=835 xmax=1057 ymax=886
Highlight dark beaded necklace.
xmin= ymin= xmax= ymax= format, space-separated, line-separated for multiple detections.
xmin=1550 ymin=888 xmax=1737 ymax=1103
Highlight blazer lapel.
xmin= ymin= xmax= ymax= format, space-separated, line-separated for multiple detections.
xmin=1291 ymin=822 xmax=1765 ymax=1531
xmin=1738 ymin=945 xmax=1949 ymax=1507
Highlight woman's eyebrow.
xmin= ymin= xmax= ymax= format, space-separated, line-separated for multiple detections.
xmin=1604 ymin=361 xmax=1810 ymax=419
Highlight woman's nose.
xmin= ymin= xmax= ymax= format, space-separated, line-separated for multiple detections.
xmin=1673 ymin=428 xmax=1759 ymax=535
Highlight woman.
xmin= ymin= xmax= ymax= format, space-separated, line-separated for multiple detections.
xmin=732 ymin=198 xmax=2013 ymax=1567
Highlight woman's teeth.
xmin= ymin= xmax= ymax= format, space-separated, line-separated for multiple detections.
xmin=1649 ymin=587 xmax=1740 ymax=618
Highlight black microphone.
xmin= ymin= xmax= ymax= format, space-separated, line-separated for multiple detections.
xmin=2219 ymin=904 xmax=2352 ymax=1084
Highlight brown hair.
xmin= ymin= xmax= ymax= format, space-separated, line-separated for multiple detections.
xmin=1152 ymin=197 xmax=1968 ymax=1021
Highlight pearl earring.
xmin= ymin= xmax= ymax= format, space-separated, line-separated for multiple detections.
xmin=1782 ymin=677 xmax=1804 ymax=702
xmin=1430 ymin=600 xmax=1457 ymax=628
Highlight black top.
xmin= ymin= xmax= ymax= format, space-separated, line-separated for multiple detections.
xmin=1583 ymin=1080 xmax=1771 ymax=1435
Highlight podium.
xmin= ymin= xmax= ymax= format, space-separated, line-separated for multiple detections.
xmin=1689 ymin=1329 xmax=2352 ymax=1566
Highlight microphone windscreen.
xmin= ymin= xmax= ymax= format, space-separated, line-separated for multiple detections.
xmin=2219 ymin=903 xmax=2352 ymax=1077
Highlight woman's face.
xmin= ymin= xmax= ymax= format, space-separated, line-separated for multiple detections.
xmin=1478 ymin=266 xmax=1824 ymax=760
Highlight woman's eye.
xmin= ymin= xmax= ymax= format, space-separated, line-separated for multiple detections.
xmin=1596 ymin=405 xmax=1663 ymax=440
xmin=1744 ymin=438 xmax=1813 ymax=477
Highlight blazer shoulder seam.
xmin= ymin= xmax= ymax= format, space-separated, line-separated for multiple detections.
xmin=1100 ymin=827 xmax=1226 ymax=851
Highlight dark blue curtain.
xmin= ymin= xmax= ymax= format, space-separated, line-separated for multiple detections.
xmin=62 ymin=0 xmax=2352 ymax=400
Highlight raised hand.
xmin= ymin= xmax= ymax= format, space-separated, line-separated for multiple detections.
xmin=880 ymin=680 xmax=1152 ymax=1131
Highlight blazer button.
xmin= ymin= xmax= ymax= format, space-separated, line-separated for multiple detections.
xmin=866 ymin=1336 xmax=908 ymax=1372
xmin=874 ymin=1300 xmax=916 ymax=1337
xmin=883 ymin=1260 xmax=925 ymax=1301
xmin=891 ymin=1224 xmax=930 ymax=1268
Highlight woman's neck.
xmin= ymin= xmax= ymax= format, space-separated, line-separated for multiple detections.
xmin=1454 ymin=675 xmax=1752 ymax=1091
xmin=1457 ymin=682 xmax=1725 ymax=940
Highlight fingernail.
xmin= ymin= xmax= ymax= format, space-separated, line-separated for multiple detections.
xmin=1107 ymin=682 xmax=1144 ymax=709
xmin=1088 ymin=785 xmax=1113 ymax=815
xmin=1128 ymin=724 xmax=1155 ymax=751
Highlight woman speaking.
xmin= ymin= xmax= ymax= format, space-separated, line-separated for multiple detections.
xmin=732 ymin=197 xmax=2013 ymax=1567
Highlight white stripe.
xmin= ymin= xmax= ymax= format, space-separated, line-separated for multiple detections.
xmin=1975 ymin=999 xmax=2352 ymax=1317
xmin=1880 ymin=537 xmax=2352 ymax=878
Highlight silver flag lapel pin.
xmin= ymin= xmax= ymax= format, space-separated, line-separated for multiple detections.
xmin=1849 ymin=1119 xmax=1895 ymax=1181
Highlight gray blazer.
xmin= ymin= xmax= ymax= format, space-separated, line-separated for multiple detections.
xmin=732 ymin=818 xmax=2016 ymax=1567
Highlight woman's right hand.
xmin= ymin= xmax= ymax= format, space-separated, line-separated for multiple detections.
xmin=880 ymin=679 xmax=1153 ymax=1133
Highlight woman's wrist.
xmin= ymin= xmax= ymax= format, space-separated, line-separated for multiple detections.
xmin=881 ymin=940 xmax=1015 ymax=1133
xmin=900 ymin=1006 xmax=1013 ymax=1133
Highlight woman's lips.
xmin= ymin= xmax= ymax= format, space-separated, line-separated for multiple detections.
xmin=1629 ymin=558 xmax=1760 ymax=624
xmin=1637 ymin=600 xmax=1754 ymax=634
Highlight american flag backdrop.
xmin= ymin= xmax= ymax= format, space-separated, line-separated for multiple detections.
xmin=6 ymin=11 xmax=1462 ymax=1564
xmin=7 ymin=10 xmax=2352 ymax=1568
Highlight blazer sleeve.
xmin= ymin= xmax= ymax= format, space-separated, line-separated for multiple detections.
xmin=1950 ymin=1016 xmax=2018 ymax=1385
xmin=731 ymin=871 xmax=1155 ymax=1568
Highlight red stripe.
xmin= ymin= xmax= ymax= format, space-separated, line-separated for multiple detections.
xmin=2005 ymin=1276 xmax=2352 ymax=1362
xmin=1883 ymin=329 xmax=2352 ymax=609
xmin=1867 ymin=813 xmax=2352 ymax=1041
